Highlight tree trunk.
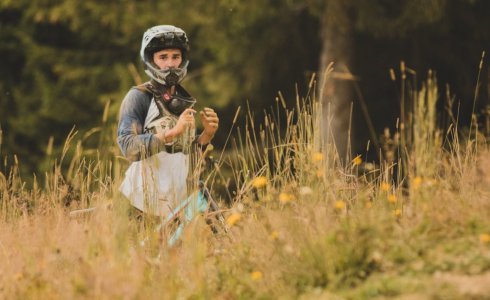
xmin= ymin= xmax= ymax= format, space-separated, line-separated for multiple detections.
xmin=318 ymin=0 xmax=354 ymax=161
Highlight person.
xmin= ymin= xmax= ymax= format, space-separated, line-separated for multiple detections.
xmin=117 ymin=25 xmax=219 ymax=217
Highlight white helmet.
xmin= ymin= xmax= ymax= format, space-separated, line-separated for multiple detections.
xmin=140 ymin=25 xmax=190 ymax=86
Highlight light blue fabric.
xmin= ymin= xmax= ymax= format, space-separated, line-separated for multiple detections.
xmin=167 ymin=190 xmax=208 ymax=246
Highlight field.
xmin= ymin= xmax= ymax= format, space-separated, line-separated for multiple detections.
xmin=1 ymin=69 xmax=490 ymax=299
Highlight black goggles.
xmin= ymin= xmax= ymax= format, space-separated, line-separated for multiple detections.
xmin=149 ymin=32 xmax=188 ymax=50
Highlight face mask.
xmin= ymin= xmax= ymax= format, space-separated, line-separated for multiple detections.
xmin=164 ymin=68 xmax=180 ymax=86
xmin=144 ymin=61 xmax=189 ymax=86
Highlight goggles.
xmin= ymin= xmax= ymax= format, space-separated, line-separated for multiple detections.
xmin=147 ymin=32 xmax=189 ymax=52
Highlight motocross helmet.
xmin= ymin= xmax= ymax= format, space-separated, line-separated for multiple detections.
xmin=140 ymin=25 xmax=189 ymax=86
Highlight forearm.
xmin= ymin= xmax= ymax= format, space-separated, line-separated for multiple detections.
xmin=117 ymin=131 xmax=164 ymax=161
xmin=117 ymin=88 xmax=164 ymax=161
xmin=154 ymin=127 xmax=181 ymax=144
xmin=196 ymin=131 xmax=214 ymax=145
xmin=117 ymin=113 xmax=164 ymax=161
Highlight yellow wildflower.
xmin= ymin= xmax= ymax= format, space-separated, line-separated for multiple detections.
xmin=252 ymin=176 xmax=267 ymax=189
xmin=380 ymin=182 xmax=390 ymax=192
xmin=365 ymin=201 xmax=373 ymax=209
xmin=226 ymin=213 xmax=241 ymax=226
xmin=316 ymin=169 xmax=323 ymax=178
xmin=387 ymin=194 xmax=397 ymax=203
xmin=352 ymin=155 xmax=362 ymax=166
xmin=312 ymin=152 xmax=324 ymax=162
xmin=394 ymin=209 xmax=402 ymax=217
xmin=412 ymin=176 xmax=422 ymax=189
xmin=269 ymin=231 xmax=279 ymax=241
xmin=335 ymin=200 xmax=346 ymax=210
xmin=279 ymin=192 xmax=294 ymax=204
xmin=480 ymin=233 xmax=490 ymax=244
xmin=251 ymin=271 xmax=263 ymax=281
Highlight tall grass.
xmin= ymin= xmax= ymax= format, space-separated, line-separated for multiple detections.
xmin=1 ymin=67 xmax=490 ymax=299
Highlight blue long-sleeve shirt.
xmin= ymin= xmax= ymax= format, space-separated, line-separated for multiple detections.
xmin=117 ymin=87 xmax=166 ymax=162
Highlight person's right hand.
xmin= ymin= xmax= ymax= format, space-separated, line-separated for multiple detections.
xmin=173 ymin=108 xmax=196 ymax=136
xmin=155 ymin=108 xmax=195 ymax=144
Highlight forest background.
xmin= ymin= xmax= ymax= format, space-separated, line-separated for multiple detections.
xmin=1 ymin=0 xmax=489 ymax=179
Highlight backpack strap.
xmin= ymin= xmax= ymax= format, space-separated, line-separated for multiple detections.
xmin=135 ymin=81 xmax=167 ymax=119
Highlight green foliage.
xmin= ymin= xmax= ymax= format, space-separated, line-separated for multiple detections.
xmin=0 ymin=0 xmax=322 ymax=178
xmin=1 ymin=0 xmax=489 ymax=181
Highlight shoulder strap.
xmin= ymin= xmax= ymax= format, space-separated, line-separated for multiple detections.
xmin=134 ymin=81 xmax=168 ymax=119
xmin=134 ymin=82 xmax=154 ymax=95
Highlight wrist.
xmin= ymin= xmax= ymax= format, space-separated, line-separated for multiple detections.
xmin=202 ymin=130 xmax=215 ymax=139
xmin=198 ymin=131 xmax=214 ymax=145
xmin=157 ymin=129 xmax=175 ymax=144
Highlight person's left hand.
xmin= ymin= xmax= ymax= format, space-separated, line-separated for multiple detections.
xmin=199 ymin=107 xmax=219 ymax=138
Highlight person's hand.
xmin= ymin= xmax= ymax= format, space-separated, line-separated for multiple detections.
xmin=174 ymin=108 xmax=196 ymax=136
xmin=199 ymin=107 xmax=219 ymax=138
xmin=156 ymin=108 xmax=195 ymax=143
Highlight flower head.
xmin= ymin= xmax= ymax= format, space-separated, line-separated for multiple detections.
xmin=381 ymin=182 xmax=390 ymax=192
xmin=251 ymin=271 xmax=263 ymax=281
xmin=226 ymin=213 xmax=241 ymax=226
xmin=279 ymin=192 xmax=294 ymax=204
xmin=394 ymin=209 xmax=402 ymax=217
xmin=269 ymin=231 xmax=280 ymax=241
xmin=480 ymin=233 xmax=490 ymax=244
xmin=252 ymin=176 xmax=268 ymax=189
xmin=352 ymin=155 xmax=362 ymax=166
xmin=335 ymin=200 xmax=346 ymax=210
xmin=387 ymin=194 xmax=397 ymax=203
xmin=312 ymin=152 xmax=324 ymax=162
xmin=412 ymin=176 xmax=422 ymax=189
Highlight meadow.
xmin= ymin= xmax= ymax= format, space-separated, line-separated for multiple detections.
xmin=1 ymin=66 xmax=490 ymax=299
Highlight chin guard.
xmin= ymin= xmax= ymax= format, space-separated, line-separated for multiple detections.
xmin=164 ymin=70 xmax=180 ymax=86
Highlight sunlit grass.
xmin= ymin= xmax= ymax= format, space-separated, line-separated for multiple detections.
xmin=1 ymin=66 xmax=490 ymax=299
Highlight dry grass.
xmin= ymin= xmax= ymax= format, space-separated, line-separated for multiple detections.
xmin=1 ymin=70 xmax=490 ymax=299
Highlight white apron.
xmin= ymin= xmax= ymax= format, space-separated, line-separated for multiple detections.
xmin=119 ymin=98 xmax=188 ymax=216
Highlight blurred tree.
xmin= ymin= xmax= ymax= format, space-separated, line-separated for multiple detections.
xmin=0 ymin=0 xmax=321 ymax=177
xmin=317 ymin=0 xmax=447 ymax=158
xmin=0 ymin=0 xmax=488 ymax=178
